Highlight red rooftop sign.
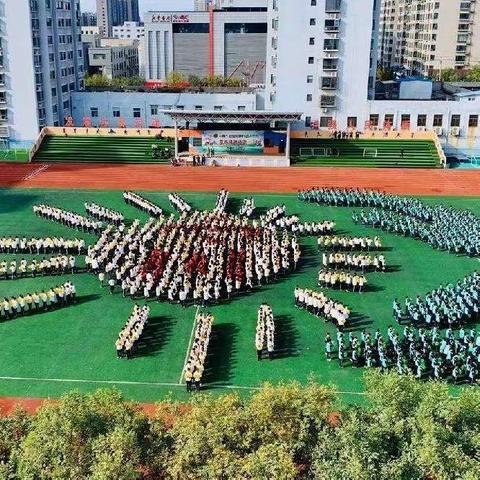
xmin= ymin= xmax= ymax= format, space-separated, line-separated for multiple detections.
xmin=151 ymin=14 xmax=190 ymax=23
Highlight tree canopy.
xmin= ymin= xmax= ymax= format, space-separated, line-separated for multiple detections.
xmin=0 ymin=373 xmax=479 ymax=479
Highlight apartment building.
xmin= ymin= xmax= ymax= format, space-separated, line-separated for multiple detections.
xmin=88 ymin=38 xmax=139 ymax=79
xmin=0 ymin=0 xmax=84 ymax=143
xmin=265 ymin=0 xmax=380 ymax=128
xmin=379 ymin=0 xmax=480 ymax=75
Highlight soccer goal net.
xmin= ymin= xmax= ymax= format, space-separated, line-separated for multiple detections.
xmin=299 ymin=148 xmax=340 ymax=158
xmin=363 ymin=148 xmax=378 ymax=158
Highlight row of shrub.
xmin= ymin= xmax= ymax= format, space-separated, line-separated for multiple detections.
xmin=0 ymin=371 xmax=479 ymax=479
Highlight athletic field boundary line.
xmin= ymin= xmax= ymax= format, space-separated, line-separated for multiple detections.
xmin=178 ymin=305 xmax=200 ymax=384
xmin=22 ymin=164 xmax=49 ymax=182
xmin=0 ymin=375 xmax=371 ymax=395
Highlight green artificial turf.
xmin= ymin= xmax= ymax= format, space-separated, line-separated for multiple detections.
xmin=0 ymin=188 xmax=478 ymax=403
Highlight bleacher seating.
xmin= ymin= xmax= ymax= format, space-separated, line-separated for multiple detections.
xmin=291 ymin=139 xmax=441 ymax=168
xmin=32 ymin=135 xmax=174 ymax=164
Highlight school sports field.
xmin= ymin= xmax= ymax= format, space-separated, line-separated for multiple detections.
xmin=0 ymin=179 xmax=478 ymax=403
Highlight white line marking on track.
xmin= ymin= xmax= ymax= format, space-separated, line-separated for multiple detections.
xmin=22 ymin=164 xmax=49 ymax=182
xmin=178 ymin=305 xmax=200 ymax=384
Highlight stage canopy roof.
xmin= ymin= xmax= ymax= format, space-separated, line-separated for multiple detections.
xmin=161 ymin=110 xmax=303 ymax=124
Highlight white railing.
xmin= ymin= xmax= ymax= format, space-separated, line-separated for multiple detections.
xmin=29 ymin=127 xmax=47 ymax=162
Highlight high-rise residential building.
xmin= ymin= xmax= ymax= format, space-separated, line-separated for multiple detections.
xmin=143 ymin=2 xmax=268 ymax=83
xmin=0 ymin=0 xmax=84 ymax=144
xmin=379 ymin=0 xmax=480 ymax=76
xmin=81 ymin=11 xmax=97 ymax=26
xmin=96 ymin=0 xmax=140 ymax=37
xmin=265 ymin=0 xmax=380 ymax=129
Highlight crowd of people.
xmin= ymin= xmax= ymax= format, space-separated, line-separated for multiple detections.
xmin=87 ymin=206 xmax=300 ymax=306
xmin=393 ymin=272 xmax=480 ymax=328
xmin=326 ymin=326 xmax=479 ymax=384
xmin=354 ymin=207 xmax=480 ymax=256
xmin=0 ymin=255 xmax=77 ymax=279
xmin=0 ymin=237 xmax=85 ymax=255
xmin=274 ymin=216 xmax=336 ymax=236
xmin=184 ymin=312 xmax=213 ymax=392
xmin=239 ymin=198 xmax=255 ymax=217
xmin=0 ymin=281 xmax=76 ymax=320
xmin=33 ymin=205 xmax=103 ymax=234
xmin=123 ymin=191 xmax=163 ymax=218
xmin=317 ymin=235 xmax=382 ymax=252
xmin=213 ymin=189 xmax=229 ymax=213
xmin=321 ymin=252 xmax=386 ymax=272
xmin=294 ymin=287 xmax=350 ymax=329
xmin=168 ymin=193 xmax=192 ymax=213
xmin=260 ymin=205 xmax=286 ymax=225
xmin=115 ymin=304 xmax=150 ymax=359
xmin=85 ymin=202 xmax=124 ymax=226
xmin=255 ymin=304 xmax=275 ymax=360
xmin=299 ymin=187 xmax=480 ymax=256
xmin=318 ymin=269 xmax=367 ymax=293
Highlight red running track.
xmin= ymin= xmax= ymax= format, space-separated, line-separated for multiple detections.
xmin=1 ymin=162 xmax=480 ymax=196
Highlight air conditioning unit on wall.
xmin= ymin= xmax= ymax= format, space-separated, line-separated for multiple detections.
xmin=433 ymin=126 xmax=443 ymax=136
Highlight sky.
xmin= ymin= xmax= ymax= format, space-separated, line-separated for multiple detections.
xmin=80 ymin=0 xmax=194 ymax=15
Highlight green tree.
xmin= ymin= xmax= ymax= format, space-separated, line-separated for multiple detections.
xmin=166 ymin=71 xmax=187 ymax=87
xmin=376 ymin=66 xmax=395 ymax=81
xmin=16 ymin=389 xmax=151 ymax=480
xmin=84 ymin=73 xmax=111 ymax=87
xmin=0 ymin=407 xmax=32 ymax=479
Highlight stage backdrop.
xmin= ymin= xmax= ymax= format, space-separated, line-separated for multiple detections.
xmin=199 ymin=130 xmax=264 ymax=154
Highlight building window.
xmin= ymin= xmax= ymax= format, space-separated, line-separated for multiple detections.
xmin=450 ymin=114 xmax=461 ymax=127
xmin=469 ymin=115 xmax=478 ymax=127
xmin=307 ymin=75 xmax=313 ymax=84
xmin=150 ymin=105 xmax=158 ymax=115
xmin=195 ymin=106 xmax=203 ymax=111
xmin=113 ymin=108 xmax=120 ymax=117
xmin=309 ymin=18 xmax=316 ymax=26
xmin=308 ymin=57 xmax=314 ymax=64
xmin=417 ymin=114 xmax=427 ymax=127
xmin=214 ymin=106 xmax=222 ymax=111
xmin=433 ymin=114 xmax=443 ymax=127
xmin=320 ymin=116 xmax=332 ymax=128
xmin=347 ymin=117 xmax=357 ymax=128
xmin=305 ymin=116 xmax=311 ymax=127
xmin=309 ymin=37 xmax=315 ymax=45
xmin=90 ymin=107 xmax=98 ymax=117
xmin=369 ymin=114 xmax=379 ymax=127
xmin=384 ymin=114 xmax=394 ymax=126
xmin=238 ymin=106 xmax=246 ymax=111
xmin=306 ymin=94 xmax=313 ymax=102
xmin=133 ymin=108 xmax=141 ymax=118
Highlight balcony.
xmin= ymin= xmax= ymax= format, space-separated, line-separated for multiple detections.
xmin=325 ymin=0 xmax=341 ymax=13
xmin=320 ymin=95 xmax=336 ymax=108
xmin=323 ymin=58 xmax=338 ymax=71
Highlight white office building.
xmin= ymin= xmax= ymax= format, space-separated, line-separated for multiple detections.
xmin=0 ymin=0 xmax=84 ymax=144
